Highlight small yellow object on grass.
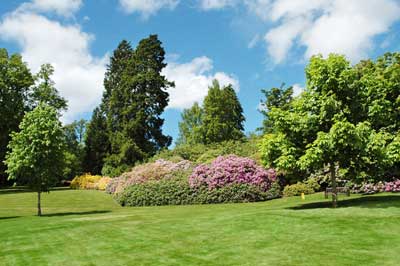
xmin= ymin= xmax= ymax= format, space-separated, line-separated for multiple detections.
xmin=301 ymin=193 xmax=305 ymax=200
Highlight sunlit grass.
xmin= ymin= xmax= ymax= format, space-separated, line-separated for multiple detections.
xmin=1 ymin=188 xmax=399 ymax=265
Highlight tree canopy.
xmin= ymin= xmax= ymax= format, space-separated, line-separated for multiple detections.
xmin=260 ymin=53 xmax=400 ymax=207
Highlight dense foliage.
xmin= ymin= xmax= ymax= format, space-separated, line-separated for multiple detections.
xmin=4 ymin=104 xmax=66 ymax=215
xmin=260 ymin=53 xmax=400 ymax=207
xmin=282 ymin=179 xmax=320 ymax=197
xmin=176 ymin=80 xmax=245 ymax=146
xmin=100 ymin=35 xmax=173 ymax=176
xmin=0 ymin=49 xmax=34 ymax=186
xmin=117 ymin=179 xmax=280 ymax=207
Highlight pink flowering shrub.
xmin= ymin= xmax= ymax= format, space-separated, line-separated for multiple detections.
xmin=106 ymin=159 xmax=193 ymax=194
xmin=385 ymin=179 xmax=400 ymax=192
xmin=189 ymin=155 xmax=276 ymax=191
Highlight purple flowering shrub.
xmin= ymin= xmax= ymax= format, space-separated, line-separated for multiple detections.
xmin=189 ymin=155 xmax=276 ymax=191
xmin=349 ymin=179 xmax=400 ymax=194
xmin=106 ymin=159 xmax=193 ymax=194
xmin=385 ymin=179 xmax=400 ymax=192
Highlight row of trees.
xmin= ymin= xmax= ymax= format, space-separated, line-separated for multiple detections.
xmin=0 ymin=49 xmax=70 ymax=186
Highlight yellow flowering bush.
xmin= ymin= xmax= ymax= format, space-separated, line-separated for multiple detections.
xmin=70 ymin=174 xmax=102 ymax=190
xmin=95 ymin=177 xmax=112 ymax=191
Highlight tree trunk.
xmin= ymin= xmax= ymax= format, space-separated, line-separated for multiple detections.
xmin=330 ymin=163 xmax=337 ymax=208
xmin=37 ymin=191 xmax=42 ymax=216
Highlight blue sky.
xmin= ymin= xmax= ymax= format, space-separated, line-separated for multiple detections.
xmin=1 ymin=0 xmax=399 ymax=144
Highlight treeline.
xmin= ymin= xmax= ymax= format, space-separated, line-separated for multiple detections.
xmin=1 ymin=35 xmax=399 ymax=199
xmin=0 ymin=34 xmax=247 ymax=186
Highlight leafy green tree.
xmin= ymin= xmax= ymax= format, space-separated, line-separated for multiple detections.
xmin=202 ymin=80 xmax=245 ymax=144
xmin=260 ymin=84 xmax=293 ymax=133
xmin=0 ymin=48 xmax=34 ymax=186
xmin=176 ymin=102 xmax=204 ymax=145
xmin=5 ymin=104 xmax=66 ymax=216
xmin=84 ymin=107 xmax=110 ymax=175
xmin=260 ymin=54 xmax=397 ymax=208
xmin=30 ymin=64 xmax=67 ymax=112
xmin=102 ymin=35 xmax=173 ymax=175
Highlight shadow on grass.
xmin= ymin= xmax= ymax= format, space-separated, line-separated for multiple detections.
xmin=289 ymin=195 xmax=400 ymax=210
xmin=0 ymin=187 xmax=71 ymax=195
xmin=0 ymin=216 xmax=20 ymax=220
xmin=41 ymin=210 xmax=111 ymax=217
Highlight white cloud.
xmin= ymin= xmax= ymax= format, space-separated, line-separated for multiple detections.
xmin=247 ymin=0 xmax=400 ymax=64
xmin=265 ymin=16 xmax=311 ymax=64
xmin=0 ymin=10 xmax=107 ymax=123
xmin=200 ymin=0 xmax=236 ymax=10
xmin=163 ymin=56 xmax=239 ymax=109
xmin=20 ymin=0 xmax=82 ymax=17
xmin=292 ymin=83 xmax=304 ymax=97
xmin=119 ymin=0 xmax=179 ymax=18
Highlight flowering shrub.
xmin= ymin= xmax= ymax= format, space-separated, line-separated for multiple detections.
xmin=116 ymin=178 xmax=281 ymax=207
xmin=70 ymin=174 xmax=102 ymax=190
xmin=95 ymin=177 xmax=112 ymax=191
xmin=106 ymin=159 xmax=193 ymax=194
xmin=385 ymin=179 xmax=400 ymax=192
xmin=348 ymin=179 xmax=400 ymax=194
xmin=189 ymin=155 xmax=276 ymax=191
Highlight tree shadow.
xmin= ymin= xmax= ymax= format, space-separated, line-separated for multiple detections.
xmin=289 ymin=195 xmax=400 ymax=210
xmin=0 ymin=216 xmax=20 ymax=220
xmin=41 ymin=210 xmax=111 ymax=217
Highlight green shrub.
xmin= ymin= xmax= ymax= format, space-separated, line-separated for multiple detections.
xmin=283 ymin=182 xmax=315 ymax=197
xmin=116 ymin=178 xmax=281 ymax=207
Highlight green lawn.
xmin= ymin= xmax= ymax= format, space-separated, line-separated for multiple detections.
xmin=1 ymin=188 xmax=399 ymax=266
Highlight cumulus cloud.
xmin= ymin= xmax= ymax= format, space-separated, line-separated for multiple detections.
xmin=0 ymin=9 xmax=107 ymax=122
xmin=163 ymin=56 xmax=239 ymax=109
xmin=119 ymin=0 xmax=179 ymax=18
xmin=20 ymin=0 xmax=83 ymax=17
xmin=257 ymin=0 xmax=400 ymax=63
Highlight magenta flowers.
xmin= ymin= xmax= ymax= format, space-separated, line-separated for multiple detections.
xmin=189 ymin=155 xmax=276 ymax=191
xmin=385 ymin=179 xmax=400 ymax=192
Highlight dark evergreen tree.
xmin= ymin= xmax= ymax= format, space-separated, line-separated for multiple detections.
xmin=84 ymin=107 xmax=110 ymax=175
xmin=102 ymin=35 xmax=173 ymax=176
xmin=202 ymin=80 xmax=245 ymax=144
xmin=0 ymin=48 xmax=34 ymax=186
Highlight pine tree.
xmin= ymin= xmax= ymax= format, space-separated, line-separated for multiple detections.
xmin=84 ymin=107 xmax=110 ymax=175
xmin=202 ymin=80 xmax=245 ymax=144
xmin=101 ymin=35 xmax=173 ymax=176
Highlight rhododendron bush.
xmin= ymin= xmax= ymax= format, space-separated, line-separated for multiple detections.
xmin=385 ymin=179 xmax=400 ymax=192
xmin=189 ymin=155 xmax=276 ymax=191
xmin=106 ymin=159 xmax=193 ymax=194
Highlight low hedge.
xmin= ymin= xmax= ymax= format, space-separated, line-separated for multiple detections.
xmin=116 ymin=179 xmax=281 ymax=207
